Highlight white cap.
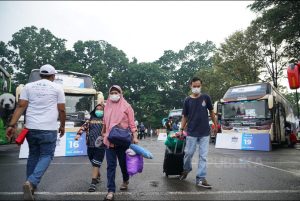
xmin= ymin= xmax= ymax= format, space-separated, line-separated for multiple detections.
xmin=39 ymin=64 xmax=57 ymax=75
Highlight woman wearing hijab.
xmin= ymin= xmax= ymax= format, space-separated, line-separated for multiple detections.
xmin=102 ymin=85 xmax=138 ymax=201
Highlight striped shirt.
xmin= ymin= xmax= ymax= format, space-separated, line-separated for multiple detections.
xmin=77 ymin=117 xmax=104 ymax=148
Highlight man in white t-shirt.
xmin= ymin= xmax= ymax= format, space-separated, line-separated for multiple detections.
xmin=6 ymin=64 xmax=66 ymax=201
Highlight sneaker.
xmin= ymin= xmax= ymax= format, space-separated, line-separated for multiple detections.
xmin=23 ymin=181 xmax=34 ymax=200
xmin=178 ymin=171 xmax=189 ymax=180
xmin=119 ymin=181 xmax=129 ymax=190
xmin=196 ymin=179 xmax=212 ymax=189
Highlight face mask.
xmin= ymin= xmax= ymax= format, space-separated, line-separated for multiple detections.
xmin=192 ymin=87 xmax=201 ymax=94
xmin=95 ymin=110 xmax=103 ymax=118
xmin=110 ymin=94 xmax=121 ymax=102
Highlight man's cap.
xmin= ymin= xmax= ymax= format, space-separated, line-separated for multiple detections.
xmin=40 ymin=64 xmax=57 ymax=75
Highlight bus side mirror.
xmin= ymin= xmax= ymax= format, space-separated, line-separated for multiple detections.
xmin=268 ymin=95 xmax=273 ymax=109
xmin=213 ymin=101 xmax=218 ymax=114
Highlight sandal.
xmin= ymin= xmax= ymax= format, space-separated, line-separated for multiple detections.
xmin=120 ymin=181 xmax=129 ymax=190
xmin=88 ymin=183 xmax=96 ymax=192
xmin=103 ymin=192 xmax=114 ymax=201
xmin=96 ymin=175 xmax=101 ymax=183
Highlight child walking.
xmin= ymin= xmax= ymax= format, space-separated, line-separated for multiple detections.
xmin=75 ymin=104 xmax=106 ymax=192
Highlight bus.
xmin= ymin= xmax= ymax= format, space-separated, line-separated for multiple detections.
xmin=16 ymin=69 xmax=104 ymax=128
xmin=162 ymin=109 xmax=182 ymax=129
xmin=214 ymin=82 xmax=296 ymax=150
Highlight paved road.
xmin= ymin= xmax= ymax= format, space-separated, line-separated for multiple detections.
xmin=0 ymin=137 xmax=299 ymax=200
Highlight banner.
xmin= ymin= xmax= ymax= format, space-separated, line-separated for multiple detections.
xmin=19 ymin=130 xmax=87 ymax=159
xmin=215 ymin=133 xmax=271 ymax=151
xmin=156 ymin=128 xmax=167 ymax=141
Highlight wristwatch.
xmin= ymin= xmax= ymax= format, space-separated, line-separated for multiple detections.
xmin=8 ymin=125 xmax=15 ymax=128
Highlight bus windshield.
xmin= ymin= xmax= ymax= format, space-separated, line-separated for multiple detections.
xmin=65 ymin=94 xmax=95 ymax=114
xmin=28 ymin=70 xmax=94 ymax=88
xmin=222 ymin=100 xmax=270 ymax=120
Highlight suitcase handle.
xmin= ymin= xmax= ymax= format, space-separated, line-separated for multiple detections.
xmin=174 ymin=138 xmax=185 ymax=153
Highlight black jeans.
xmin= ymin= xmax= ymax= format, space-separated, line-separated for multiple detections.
xmin=105 ymin=146 xmax=129 ymax=192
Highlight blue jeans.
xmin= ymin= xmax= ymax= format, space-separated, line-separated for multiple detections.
xmin=26 ymin=129 xmax=57 ymax=187
xmin=105 ymin=146 xmax=129 ymax=193
xmin=183 ymin=135 xmax=210 ymax=182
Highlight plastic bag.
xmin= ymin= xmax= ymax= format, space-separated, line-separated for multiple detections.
xmin=126 ymin=153 xmax=143 ymax=176
xmin=126 ymin=148 xmax=137 ymax=156
xmin=164 ymin=131 xmax=184 ymax=151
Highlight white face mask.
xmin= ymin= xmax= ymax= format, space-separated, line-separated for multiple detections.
xmin=191 ymin=87 xmax=201 ymax=94
xmin=110 ymin=94 xmax=121 ymax=102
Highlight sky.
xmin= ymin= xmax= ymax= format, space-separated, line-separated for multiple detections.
xmin=0 ymin=1 xmax=257 ymax=63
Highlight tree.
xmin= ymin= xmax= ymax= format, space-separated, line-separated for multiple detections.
xmin=155 ymin=41 xmax=216 ymax=109
xmin=121 ymin=62 xmax=168 ymax=128
xmin=73 ymin=40 xmax=129 ymax=94
xmin=8 ymin=26 xmax=67 ymax=85
xmin=194 ymin=67 xmax=226 ymax=103
xmin=284 ymin=92 xmax=299 ymax=118
xmin=247 ymin=18 xmax=288 ymax=89
xmin=249 ymin=1 xmax=300 ymax=60
xmin=0 ymin=41 xmax=21 ymax=93
xmin=0 ymin=41 xmax=18 ymax=76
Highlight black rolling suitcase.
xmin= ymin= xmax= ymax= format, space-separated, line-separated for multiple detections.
xmin=163 ymin=139 xmax=185 ymax=177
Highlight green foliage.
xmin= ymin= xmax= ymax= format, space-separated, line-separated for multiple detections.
xmin=194 ymin=67 xmax=226 ymax=103
xmin=156 ymin=41 xmax=216 ymax=110
xmin=5 ymin=18 xmax=299 ymax=128
xmin=213 ymin=30 xmax=263 ymax=90
xmin=8 ymin=26 xmax=67 ymax=85
xmin=249 ymin=1 xmax=300 ymax=60
xmin=121 ymin=62 xmax=169 ymax=128
xmin=284 ymin=91 xmax=300 ymax=118
xmin=0 ymin=41 xmax=19 ymax=93
xmin=72 ymin=40 xmax=129 ymax=93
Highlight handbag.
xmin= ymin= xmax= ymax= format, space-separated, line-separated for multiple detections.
xmin=108 ymin=125 xmax=132 ymax=147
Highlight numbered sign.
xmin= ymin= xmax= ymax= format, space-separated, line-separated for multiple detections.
xmin=241 ymin=133 xmax=271 ymax=151
xmin=65 ymin=132 xmax=87 ymax=156
xmin=216 ymin=133 xmax=271 ymax=151
xmin=19 ymin=131 xmax=87 ymax=158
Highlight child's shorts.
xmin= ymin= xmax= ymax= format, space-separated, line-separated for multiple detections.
xmin=87 ymin=147 xmax=105 ymax=167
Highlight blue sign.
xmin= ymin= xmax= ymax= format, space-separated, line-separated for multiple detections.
xmin=65 ymin=132 xmax=87 ymax=156
xmin=241 ymin=133 xmax=271 ymax=151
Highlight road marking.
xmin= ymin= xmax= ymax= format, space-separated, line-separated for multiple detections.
xmin=244 ymin=160 xmax=300 ymax=176
xmin=1 ymin=161 xmax=300 ymax=166
xmin=1 ymin=189 xmax=300 ymax=196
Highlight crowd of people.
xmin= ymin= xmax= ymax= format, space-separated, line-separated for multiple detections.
xmin=5 ymin=64 xmax=218 ymax=201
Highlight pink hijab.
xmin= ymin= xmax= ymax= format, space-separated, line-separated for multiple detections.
xmin=103 ymin=85 xmax=131 ymax=147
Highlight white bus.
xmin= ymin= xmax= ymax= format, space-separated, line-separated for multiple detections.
xmin=216 ymin=82 xmax=296 ymax=146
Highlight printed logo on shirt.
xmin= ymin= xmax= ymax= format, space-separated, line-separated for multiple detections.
xmin=202 ymin=100 xmax=206 ymax=107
